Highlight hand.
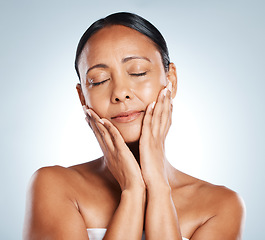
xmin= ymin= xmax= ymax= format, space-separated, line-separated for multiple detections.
xmin=139 ymin=82 xmax=173 ymax=191
xmin=83 ymin=106 xmax=145 ymax=192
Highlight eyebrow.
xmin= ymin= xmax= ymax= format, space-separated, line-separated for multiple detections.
xmin=86 ymin=64 xmax=108 ymax=75
xmin=122 ymin=56 xmax=151 ymax=63
xmin=86 ymin=56 xmax=151 ymax=75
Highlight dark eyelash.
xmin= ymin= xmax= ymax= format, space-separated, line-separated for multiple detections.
xmin=91 ymin=79 xmax=109 ymax=86
xmin=89 ymin=72 xmax=146 ymax=86
xmin=130 ymin=72 xmax=147 ymax=77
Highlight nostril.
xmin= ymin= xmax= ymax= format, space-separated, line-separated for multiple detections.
xmin=114 ymin=95 xmax=130 ymax=102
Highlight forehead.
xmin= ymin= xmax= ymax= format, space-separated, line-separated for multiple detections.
xmin=78 ymin=25 xmax=162 ymax=73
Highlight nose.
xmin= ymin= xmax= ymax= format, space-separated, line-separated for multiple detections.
xmin=110 ymin=78 xmax=134 ymax=103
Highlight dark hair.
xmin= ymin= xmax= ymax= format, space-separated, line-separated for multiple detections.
xmin=74 ymin=12 xmax=170 ymax=80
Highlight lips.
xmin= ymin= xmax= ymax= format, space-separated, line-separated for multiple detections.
xmin=111 ymin=110 xmax=144 ymax=123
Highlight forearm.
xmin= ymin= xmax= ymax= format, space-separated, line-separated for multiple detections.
xmin=103 ymin=187 xmax=146 ymax=240
xmin=145 ymin=185 xmax=182 ymax=240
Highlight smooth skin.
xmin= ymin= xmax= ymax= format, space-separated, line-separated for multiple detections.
xmin=23 ymin=25 xmax=245 ymax=240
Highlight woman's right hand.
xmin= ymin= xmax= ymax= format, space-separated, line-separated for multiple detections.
xmin=83 ymin=106 xmax=145 ymax=192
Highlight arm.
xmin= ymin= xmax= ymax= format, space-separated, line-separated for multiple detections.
xmin=84 ymin=107 xmax=146 ymax=240
xmin=140 ymin=82 xmax=182 ymax=240
xmin=139 ymin=85 xmax=245 ymax=239
xmin=23 ymin=167 xmax=89 ymax=240
xmin=103 ymin=188 xmax=145 ymax=240
xmin=145 ymin=185 xmax=182 ymax=240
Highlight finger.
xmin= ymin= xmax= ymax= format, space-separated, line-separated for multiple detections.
xmin=87 ymin=116 xmax=108 ymax=153
xmin=83 ymin=105 xmax=91 ymax=118
xmin=102 ymin=118 xmax=128 ymax=152
xmin=96 ymin=120 xmax=117 ymax=153
xmin=160 ymin=83 xmax=172 ymax=137
xmin=84 ymin=107 xmax=103 ymax=124
xmin=141 ymin=102 xmax=155 ymax=140
xmin=85 ymin=108 xmax=112 ymax=146
xmin=85 ymin=108 xmax=115 ymax=153
xmin=85 ymin=116 xmax=91 ymax=128
xmin=164 ymin=99 xmax=173 ymax=137
xmin=152 ymin=87 xmax=167 ymax=136
xmin=86 ymin=108 xmax=130 ymax=155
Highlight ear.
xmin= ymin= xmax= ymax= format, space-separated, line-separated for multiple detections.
xmin=167 ymin=63 xmax=177 ymax=99
xmin=76 ymin=83 xmax=86 ymax=106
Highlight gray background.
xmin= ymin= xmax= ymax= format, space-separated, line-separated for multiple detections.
xmin=0 ymin=0 xmax=264 ymax=239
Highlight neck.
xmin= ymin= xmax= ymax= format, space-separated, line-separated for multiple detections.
xmin=126 ymin=140 xmax=140 ymax=164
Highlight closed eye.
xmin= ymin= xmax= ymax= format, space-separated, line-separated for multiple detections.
xmin=130 ymin=72 xmax=147 ymax=77
xmin=90 ymin=79 xmax=110 ymax=86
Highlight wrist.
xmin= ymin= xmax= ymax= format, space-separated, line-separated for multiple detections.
xmin=122 ymin=186 xmax=146 ymax=204
xmin=124 ymin=178 xmax=146 ymax=192
xmin=147 ymin=181 xmax=171 ymax=197
xmin=123 ymin=183 xmax=146 ymax=195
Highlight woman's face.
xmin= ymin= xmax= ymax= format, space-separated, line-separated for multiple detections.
xmin=77 ymin=25 xmax=170 ymax=142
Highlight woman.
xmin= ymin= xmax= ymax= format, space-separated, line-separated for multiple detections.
xmin=23 ymin=12 xmax=245 ymax=240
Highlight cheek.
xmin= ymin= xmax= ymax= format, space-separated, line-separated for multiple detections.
xmin=84 ymin=90 xmax=109 ymax=118
xmin=140 ymin=83 xmax=160 ymax=103
xmin=135 ymin=74 xmax=166 ymax=104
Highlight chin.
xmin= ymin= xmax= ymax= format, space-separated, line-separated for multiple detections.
xmin=123 ymin=134 xmax=141 ymax=143
xmin=118 ymin=124 xmax=142 ymax=143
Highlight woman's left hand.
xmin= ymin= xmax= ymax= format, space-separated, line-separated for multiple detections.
xmin=139 ymin=82 xmax=173 ymax=192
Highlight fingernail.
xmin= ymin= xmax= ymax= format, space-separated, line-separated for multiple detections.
xmin=163 ymin=88 xmax=168 ymax=96
xmin=83 ymin=105 xmax=91 ymax=117
xmin=151 ymin=101 xmax=156 ymax=109
xmin=167 ymin=81 xmax=172 ymax=92
xmin=86 ymin=109 xmax=91 ymax=117
xmin=99 ymin=119 xmax=104 ymax=125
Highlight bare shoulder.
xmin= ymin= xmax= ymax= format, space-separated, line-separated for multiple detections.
xmin=23 ymin=163 xmax=98 ymax=240
xmin=196 ymin=180 xmax=245 ymax=239
xmin=29 ymin=159 xmax=102 ymax=191
xmin=174 ymin=172 xmax=245 ymax=239
xmin=175 ymin=171 xmax=245 ymax=212
xmin=31 ymin=165 xmax=76 ymax=184
xmin=196 ymin=178 xmax=245 ymax=218
xmin=27 ymin=165 xmax=81 ymax=197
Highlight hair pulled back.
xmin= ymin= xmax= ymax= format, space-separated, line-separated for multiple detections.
xmin=75 ymin=12 xmax=170 ymax=80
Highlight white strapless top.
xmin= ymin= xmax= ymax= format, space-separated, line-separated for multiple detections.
xmin=87 ymin=228 xmax=189 ymax=240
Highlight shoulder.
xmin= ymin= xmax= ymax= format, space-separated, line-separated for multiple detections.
xmin=31 ymin=165 xmax=72 ymax=181
xmin=174 ymin=173 xmax=245 ymax=238
xmin=216 ymin=186 xmax=245 ymax=226
xmin=172 ymin=171 xmax=245 ymax=229
xmin=25 ymin=165 xmax=81 ymax=213
xmin=23 ymin=165 xmax=92 ymax=239
xmin=197 ymin=180 xmax=245 ymax=216
xmin=197 ymin=181 xmax=245 ymax=238
xmin=30 ymin=160 xmax=101 ymax=187
xmin=176 ymin=172 xmax=245 ymax=213
xmin=29 ymin=165 xmax=80 ymax=193
xmin=194 ymin=180 xmax=245 ymax=238
xmin=186 ymin=176 xmax=245 ymax=218
xmin=27 ymin=160 xmax=103 ymax=202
